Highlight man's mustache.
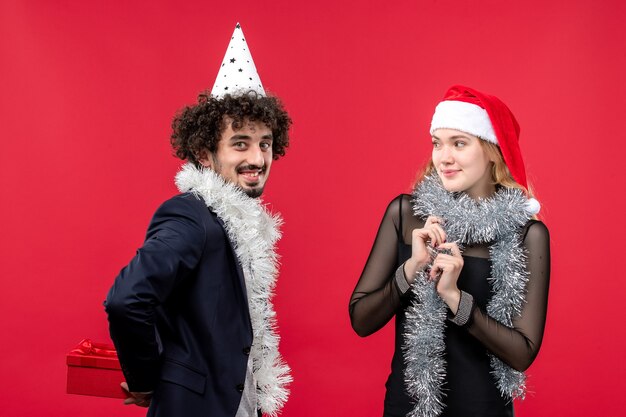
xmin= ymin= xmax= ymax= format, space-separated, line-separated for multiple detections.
xmin=237 ymin=164 xmax=266 ymax=174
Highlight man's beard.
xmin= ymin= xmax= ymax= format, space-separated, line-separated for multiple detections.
xmin=237 ymin=164 xmax=266 ymax=198
xmin=242 ymin=186 xmax=264 ymax=198
xmin=209 ymin=156 xmax=267 ymax=198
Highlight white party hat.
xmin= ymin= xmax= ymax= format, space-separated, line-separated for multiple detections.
xmin=210 ymin=23 xmax=266 ymax=98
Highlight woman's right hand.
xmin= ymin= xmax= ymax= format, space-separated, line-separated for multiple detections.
xmin=403 ymin=216 xmax=447 ymax=283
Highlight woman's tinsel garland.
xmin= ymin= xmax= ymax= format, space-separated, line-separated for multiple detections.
xmin=175 ymin=163 xmax=291 ymax=417
xmin=402 ymin=174 xmax=532 ymax=417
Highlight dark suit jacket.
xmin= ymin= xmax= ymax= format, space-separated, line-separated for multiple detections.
xmin=105 ymin=192 xmax=253 ymax=417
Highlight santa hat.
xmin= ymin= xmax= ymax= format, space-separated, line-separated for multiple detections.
xmin=210 ymin=23 xmax=266 ymax=98
xmin=430 ymin=85 xmax=540 ymax=214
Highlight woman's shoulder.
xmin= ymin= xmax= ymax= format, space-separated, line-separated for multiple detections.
xmin=385 ymin=194 xmax=413 ymax=216
xmin=383 ymin=194 xmax=425 ymax=233
xmin=523 ymin=220 xmax=550 ymax=245
xmin=387 ymin=193 xmax=413 ymax=208
xmin=524 ymin=219 xmax=549 ymax=233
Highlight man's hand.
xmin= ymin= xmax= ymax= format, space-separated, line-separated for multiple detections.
xmin=121 ymin=382 xmax=152 ymax=407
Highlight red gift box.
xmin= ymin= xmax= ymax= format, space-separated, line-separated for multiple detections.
xmin=66 ymin=339 xmax=126 ymax=398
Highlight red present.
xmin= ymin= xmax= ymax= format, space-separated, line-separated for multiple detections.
xmin=66 ymin=339 xmax=126 ymax=398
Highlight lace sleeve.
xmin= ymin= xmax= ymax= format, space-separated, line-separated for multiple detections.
xmin=349 ymin=195 xmax=418 ymax=337
xmin=467 ymin=221 xmax=551 ymax=371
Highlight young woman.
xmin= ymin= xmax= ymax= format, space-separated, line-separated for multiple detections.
xmin=349 ymin=85 xmax=550 ymax=417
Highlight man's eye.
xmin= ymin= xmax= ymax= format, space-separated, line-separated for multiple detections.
xmin=260 ymin=142 xmax=271 ymax=150
xmin=234 ymin=142 xmax=246 ymax=149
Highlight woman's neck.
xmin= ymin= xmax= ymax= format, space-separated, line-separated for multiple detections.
xmin=464 ymin=182 xmax=497 ymax=200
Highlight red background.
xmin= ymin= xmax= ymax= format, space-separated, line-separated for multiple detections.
xmin=1 ymin=1 xmax=625 ymax=416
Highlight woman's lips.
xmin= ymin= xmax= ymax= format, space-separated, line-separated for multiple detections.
xmin=441 ymin=169 xmax=460 ymax=177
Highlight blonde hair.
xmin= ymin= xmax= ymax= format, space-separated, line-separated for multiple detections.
xmin=414 ymin=139 xmax=535 ymax=199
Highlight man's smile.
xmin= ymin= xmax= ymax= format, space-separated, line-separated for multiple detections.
xmin=238 ymin=166 xmax=265 ymax=183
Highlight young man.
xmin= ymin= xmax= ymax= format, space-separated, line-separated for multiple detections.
xmin=105 ymin=24 xmax=291 ymax=417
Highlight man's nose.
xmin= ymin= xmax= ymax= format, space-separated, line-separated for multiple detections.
xmin=247 ymin=145 xmax=265 ymax=167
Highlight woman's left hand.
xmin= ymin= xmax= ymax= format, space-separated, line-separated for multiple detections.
xmin=430 ymin=242 xmax=464 ymax=313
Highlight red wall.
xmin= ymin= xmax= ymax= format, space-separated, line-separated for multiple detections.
xmin=1 ymin=1 xmax=625 ymax=416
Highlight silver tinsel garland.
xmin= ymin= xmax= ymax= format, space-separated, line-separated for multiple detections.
xmin=175 ymin=163 xmax=291 ymax=416
xmin=402 ymin=174 xmax=532 ymax=417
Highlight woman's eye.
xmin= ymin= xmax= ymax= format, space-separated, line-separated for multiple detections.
xmin=432 ymin=141 xmax=440 ymax=148
xmin=455 ymin=141 xmax=466 ymax=148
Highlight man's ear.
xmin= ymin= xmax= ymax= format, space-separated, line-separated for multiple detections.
xmin=197 ymin=150 xmax=212 ymax=168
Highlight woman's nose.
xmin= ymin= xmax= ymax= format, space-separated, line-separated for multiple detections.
xmin=440 ymin=145 xmax=454 ymax=163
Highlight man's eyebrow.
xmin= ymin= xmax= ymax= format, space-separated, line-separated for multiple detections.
xmin=229 ymin=134 xmax=252 ymax=140
xmin=229 ymin=133 xmax=273 ymax=140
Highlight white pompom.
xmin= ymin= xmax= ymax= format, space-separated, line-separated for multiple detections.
xmin=525 ymin=198 xmax=541 ymax=215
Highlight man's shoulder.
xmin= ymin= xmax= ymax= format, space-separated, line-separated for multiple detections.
xmin=164 ymin=192 xmax=205 ymax=207
xmin=159 ymin=192 xmax=205 ymax=210
xmin=154 ymin=193 xmax=218 ymax=224
xmin=147 ymin=193 xmax=227 ymax=245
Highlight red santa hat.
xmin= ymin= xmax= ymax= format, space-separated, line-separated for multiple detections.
xmin=430 ymin=85 xmax=540 ymax=214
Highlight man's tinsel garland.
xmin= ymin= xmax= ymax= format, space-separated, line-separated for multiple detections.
xmin=402 ymin=174 xmax=533 ymax=417
xmin=175 ymin=163 xmax=291 ymax=417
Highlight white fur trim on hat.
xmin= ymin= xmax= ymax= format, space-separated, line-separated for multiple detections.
xmin=430 ymin=100 xmax=498 ymax=144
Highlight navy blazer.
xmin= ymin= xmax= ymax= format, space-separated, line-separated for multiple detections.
xmin=105 ymin=193 xmax=254 ymax=417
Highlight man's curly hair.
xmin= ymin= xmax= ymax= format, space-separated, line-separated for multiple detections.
xmin=171 ymin=90 xmax=291 ymax=165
